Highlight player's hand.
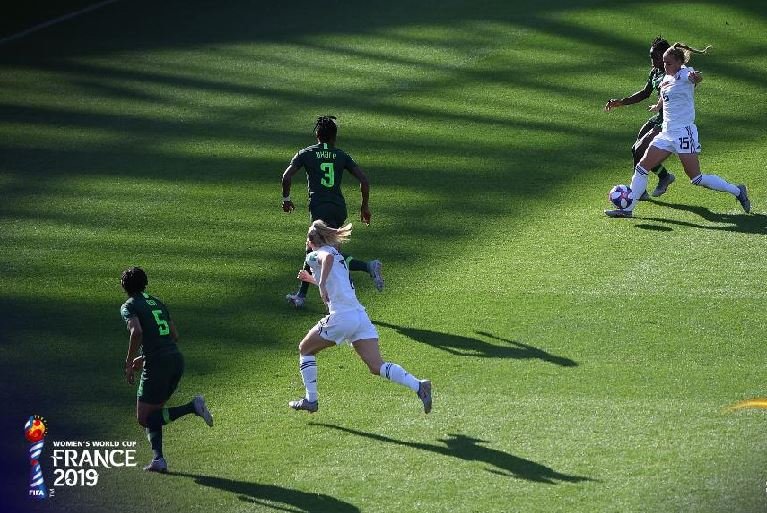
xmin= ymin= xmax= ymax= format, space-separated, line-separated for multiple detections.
xmin=604 ymin=99 xmax=621 ymax=112
xmin=360 ymin=206 xmax=371 ymax=225
xmin=282 ymin=200 xmax=295 ymax=213
xmin=125 ymin=364 xmax=135 ymax=385
xmin=689 ymin=71 xmax=703 ymax=84
xmin=297 ymin=270 xmax=313 ymax=283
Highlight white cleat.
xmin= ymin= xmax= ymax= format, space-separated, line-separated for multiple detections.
xmin=286 ymin=293 xmax=306 ymax=308
xmin=143 ymin=457 xmax=168 ymax=473
xmin=417 ymin=380 xmax=432 ymax=414
xmin=368 ymin=260 xmax=384 ymax=292
xmin=194 ymin=394 xmax=214 ymax=427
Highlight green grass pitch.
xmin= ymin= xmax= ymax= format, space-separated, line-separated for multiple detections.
xmin=2 ymin=1 xmax=767 ymax=512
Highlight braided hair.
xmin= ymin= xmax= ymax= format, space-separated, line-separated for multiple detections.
xmin=314 ymin=115 xmax=338 ymax=143
xmin=650 ymin=36 xmax=671 ymax=59
xmin=121 ymin=266 xmax=148 ymax=295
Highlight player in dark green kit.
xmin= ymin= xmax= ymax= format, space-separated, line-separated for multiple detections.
xmin=120 ymin=266 xmax=213 ymax=473
xmin=281 ymin=115 xmax=384 ymax=308
xmin=604 ymin=37 xmax=683 ymax=198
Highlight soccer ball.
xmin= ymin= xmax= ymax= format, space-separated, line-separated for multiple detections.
xmin=608 ymin=184 xmax=632 ymax=209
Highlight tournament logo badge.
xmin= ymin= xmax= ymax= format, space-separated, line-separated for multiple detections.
xmin=24 ymin=415 xmax=49 ymax=500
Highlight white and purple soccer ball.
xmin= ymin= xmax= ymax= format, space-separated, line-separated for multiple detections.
xmin=608 ymin=184 xmax=632 ymax=209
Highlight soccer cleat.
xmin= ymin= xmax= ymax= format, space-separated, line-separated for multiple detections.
xmin=143 ymin=457 xmax=168 ymax=473
xmin=417 ymin=380 xmax=432 ymax=414
xmin=368 ymin=260 xmax=384 ymax=292
xmin=736 ymin=184 xmax=751 ymax=213
xmin=289 ymin=398 xmax=318 ymax=413
xmin=651 ymin=172 xmax=675 ymax=197
xmin=638 ymin=191 xmax=650 ymax=201
xmin=604 ymin=208 xmax=633 ymax=218
xmin=193 ymin=394 xmax=214 ymax=427
xmin=285 ymin=293 xmax=305 ymax=309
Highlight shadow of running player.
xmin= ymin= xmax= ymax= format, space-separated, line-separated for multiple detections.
xmin=313 ymin=424 xmax=594 ymax=485
xmin=375 ymin=321 xmax=577 ymax=367
xmin=168 ymin=472 xmax=360 ymax=512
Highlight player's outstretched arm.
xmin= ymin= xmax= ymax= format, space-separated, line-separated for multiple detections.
xmin=605 ymin=82 xmax=653 ymax=112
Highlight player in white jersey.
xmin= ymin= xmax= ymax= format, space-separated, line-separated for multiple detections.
xmin=606 ymin=43 xmax=751 ymax=218
xmin=288 ymin=220 xmax=432 ymax=414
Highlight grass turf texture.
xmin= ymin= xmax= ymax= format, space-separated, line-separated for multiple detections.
xmin=2 ymin=1 xmax=767 ymax=512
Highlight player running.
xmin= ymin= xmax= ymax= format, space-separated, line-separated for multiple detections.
xmin=604 ymin=37 xmax=690 ymax=199
xmin=288 ymin=220 xmax=432 ymax=414
xmin=605 ymin=43 xmax=750 ymax=218
xmin=120 ymin=267 xmax=213 ymax=473
xmin=281 ymin=115 xmax=384 ymax=309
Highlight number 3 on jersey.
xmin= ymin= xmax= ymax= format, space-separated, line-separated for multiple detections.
xmin=151 ymin=309 xmax=170 ymax=336
xmin=320 ymin=163 xmax=335 ymax=188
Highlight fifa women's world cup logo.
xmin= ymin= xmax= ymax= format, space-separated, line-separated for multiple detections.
xmin=24 ymin=415 xmax=49 ymax=500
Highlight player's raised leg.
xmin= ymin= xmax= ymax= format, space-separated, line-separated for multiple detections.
xmin=680 ymin=154 xmax=749 ymax=213
xmin=352 ymin=338 xmax=432 ymax=413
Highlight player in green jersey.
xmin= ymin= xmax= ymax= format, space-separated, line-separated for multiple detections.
xmin=281 ymin=115 xmax=384 ymax=308
xmin=120 ymin=267 xmax=213 ymax=473
xmin=604 ymin=37 xmax=691 ymax=198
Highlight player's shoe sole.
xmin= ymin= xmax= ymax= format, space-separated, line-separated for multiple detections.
xmin=417 ymin=380 xmax=432 ymax=414
xmin=143 ymin=458 xmax=168 ymax=473
xmin=737 ymin=184 xmax=751 ymax=213
xmin=194 ymin=394 xmax=214 ymax=427
xmin=289 ymin=398 xmax=318 ymax=413
xmin=285 ymin=293 xmax=305 ymax=309
xmin=651 ymin=172 xmax=675 ymax=197
xmin=604 ymin=209 xmax=633 ymax=218
xmin=369 ymin=260 xmax=384 ymax=292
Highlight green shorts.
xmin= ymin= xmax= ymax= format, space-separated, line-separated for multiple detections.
xmin=137 ymin=351 xmax=184 ymax=405
xmin=310 ymin=202 xmax=347 ymax=229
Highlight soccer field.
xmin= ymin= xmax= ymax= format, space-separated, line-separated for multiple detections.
xmin=2 ymin=1 xmax=767 ymax=512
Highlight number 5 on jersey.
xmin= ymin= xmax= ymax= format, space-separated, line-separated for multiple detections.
xmin=151 ymin=309 xmax=170 ymax=336
xmin=320 ymin=163 xmax=335 ymax=188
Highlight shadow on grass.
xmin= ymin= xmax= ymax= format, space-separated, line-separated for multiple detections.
xmin=376 ymin=322 xmax=577 ymax=366
xmin=169 ymin=472 xmax=360 ymax=513
xmin=634 ymin=200 xmax=767 ymax=234
xmin=313 ymin=424 xmax=595 ymax=485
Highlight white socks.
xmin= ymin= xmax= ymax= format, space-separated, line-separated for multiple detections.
xmin=691 ymin=174 xmax=740 ymax=195
xmin=627 ymin=164 xmax=649 ymax=211
xmin=380 ymin=362 xmax=420 ymax=392
xmin=299 ymin=355 xmax=318 ymax=401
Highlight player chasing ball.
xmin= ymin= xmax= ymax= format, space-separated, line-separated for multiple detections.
xmin=120 ymin=267 xmax=213 ymax=473
xmin=288 ymin=220 xmax=432 ymax=414
xmin=605 ymin=42 xmax=750 ymax=218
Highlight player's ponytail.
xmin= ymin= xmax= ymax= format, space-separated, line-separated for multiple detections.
xmin=308 ymin=220 xmax=352 ymax=247
xmin=671 ymin=42 xmax=712 ymax=63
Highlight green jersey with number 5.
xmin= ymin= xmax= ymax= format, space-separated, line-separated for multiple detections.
xmin=290 ymin=142 xmax=358 ymax=210
xmin=120 ymin=292 xmax=178 ymax=358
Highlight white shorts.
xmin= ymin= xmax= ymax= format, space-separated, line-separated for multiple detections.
xmin=650 ymin=125 xmax=701 ymax=154
xmin=316 ymin=309 xmax=378 ymax=345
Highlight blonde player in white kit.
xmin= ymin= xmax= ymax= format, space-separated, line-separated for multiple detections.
xmin=288 ymin=220 xmax=432 ymax=414
xmin=605 ymin=43 xmax=751 ymax=218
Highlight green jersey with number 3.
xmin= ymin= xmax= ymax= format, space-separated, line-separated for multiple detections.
xmin=290 ymin=142 xmax=358 ymax=210
xmin=120 ymin=292 xmax=178 ymax=358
